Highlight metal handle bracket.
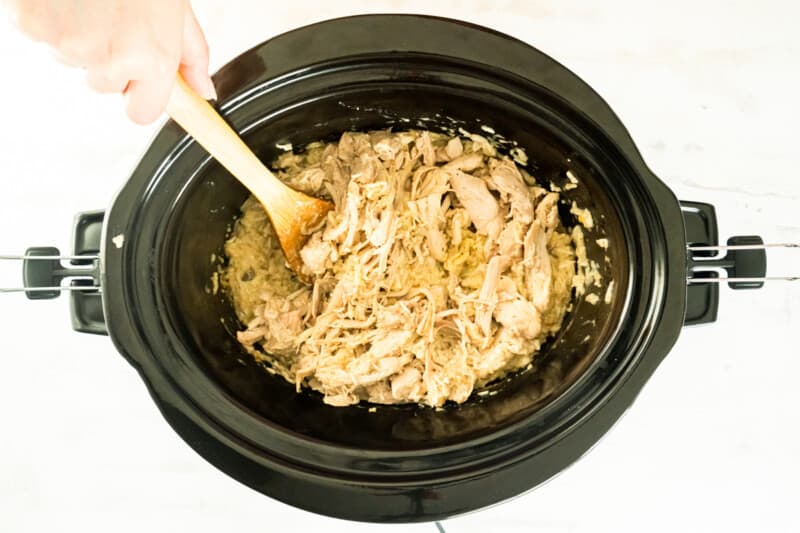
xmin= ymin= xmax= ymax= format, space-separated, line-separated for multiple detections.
xmin=687 ymin=238 xmax=798 ymax=288
xmin=1 ymin=247 xmax=101 ymax=299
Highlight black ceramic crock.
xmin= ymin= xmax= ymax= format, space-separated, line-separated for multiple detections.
xmin=17 ymin=15 xmax=768 ymax=523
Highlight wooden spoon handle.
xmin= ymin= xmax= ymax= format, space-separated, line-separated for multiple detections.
xmin=165 ymin=75 xmax=294 ymax=228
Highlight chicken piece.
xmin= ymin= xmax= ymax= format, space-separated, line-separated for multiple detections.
xmin=497 ymin=275 xmax=517 ymax=295
xmin=244 ymin=290 xmax=311 ymax=356
xmin=445 ymin=137 xmax=464 ymax=160
xmin=363 ymin=197 xmax=394 ymax=247
xmin=362 ymin=381 xmax=398 ymax=404
xmin=436 ymin=137 xmax=464 ymax=162
xmin=415 ymin=131 xmax=437 ymax=166
xmin=425 ymin=368 xmax=473 ymax=406
xmin=337 ymin=132 xmax=371 ymax=163
xmin=470 ymin=327 xmax=522 ymax=381
xmin=237 ymin=327 xmax=267 ymax=345
xmin=449 ymin=208 xmax=470 ymax=247
xmin=410 ymin=195 xmax=447 ymax=262
xmin=429 ymin=285 xmax=448 ymax=310
xmin=347 ymin=354 xmax=412 ymax=387
xmin=286 ymin=166 xmax=326 ymax=195
xmin=321 ymin=150 xmax=349 ymax=208
xmin=337 ymin=132 xmax=356 ymax=161
xmin=523 ymin=222 xmax=552 ymax=311
xmin=300 ymin=233 xmax=334 ymax=275
xmin=494 ymin=298 xmax=542 ymax=339
xmin=445 ymin=152 xmax=485 ymax=172
xmin=275 ymin=151 xmax=304 ymax=170
xmin=448 ymin=169 xmax=503 ymax=242
xmin=322 ymin=277 xmax=348 ymax=312
xmin=306 ymin=360 xmax=352 ymax=391
xmin=322 ymin=177 xmax=359 ymax=244
xmin=369 ymin=329 xmax=413 ymax=358
xmin=422 ymin=333 xmax=476 ymax=406
xmin=370 ymin=130 xmax=404 ymax=161
xmin=368 ymin=210 xmax=393 ymax=247
xmin=410 ymin=165 xmax=437 ymax=200
xmin=322 ymin=392 xmax=360 ymax=407
xmin=535 ymin=192 xmax=560 ymax=232
xmin=391 ymin=366 xmax=424 ymax=401
xmin=466 ymin=133 xmax=497 ymax=157
xmin=495 ymin=219 xmax=525 ymax=269
xmin=416 ymin=168 xmax=450 ymax=199
xmin=475 ymin=255 xmax=503 ymax=338
xmin=488 ymin=158 xmax=534 ymax=223
xmin=309 ymin=280 xmax=323 ymax=318
xmin=377 ymin=303 xmax=410 ymax=329
xmin=351 ymin=152 xmax=378 ymax=184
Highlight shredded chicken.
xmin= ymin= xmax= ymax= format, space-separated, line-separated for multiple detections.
xmin=223 ymin=130 xmax=579 ymax=407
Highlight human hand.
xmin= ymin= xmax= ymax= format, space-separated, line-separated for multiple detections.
xmin=6 ymin=0 xmax=215 ymax=124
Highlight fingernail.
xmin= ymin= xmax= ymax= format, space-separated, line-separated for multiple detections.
xmin=206 ymin=78 xmax=217 ymax=101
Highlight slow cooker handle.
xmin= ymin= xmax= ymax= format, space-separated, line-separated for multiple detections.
xmin=0 ymin=210 xmax=108 ymax=335
xmin=681 ymin=201 xmax=797 ymax=326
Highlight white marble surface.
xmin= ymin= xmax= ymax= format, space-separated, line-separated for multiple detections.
xmin=1 ymin=1 xmax=798 ymax=532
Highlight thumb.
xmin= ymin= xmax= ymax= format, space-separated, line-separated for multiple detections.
xmin=179 ymin=5 xmax=215 ymax=100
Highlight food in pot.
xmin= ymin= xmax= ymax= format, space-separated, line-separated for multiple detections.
xmin=222 ymin=130 xmax=586 ymax=407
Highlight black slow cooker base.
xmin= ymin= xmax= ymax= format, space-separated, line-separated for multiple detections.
xmin=99 ymin=15 xmax=687 ymax=521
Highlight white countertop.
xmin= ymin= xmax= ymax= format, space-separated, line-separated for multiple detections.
xmin=1 ymin=1 xmax=798 ymax=532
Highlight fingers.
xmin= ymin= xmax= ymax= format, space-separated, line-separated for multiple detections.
xmin=179 ymin=5 xmax=215 ymax=100
xmin=10 ymin=0 xmax=213 ymax=124
xmin=124 ymin=72 xmax=176 ymax=125
xmin=85 ymin=64 xmax=128 ymax=94
xmin=83 ymin=43 xmax=177 ymax=123
xmin=120 ymin=36 xmax=184 ymax=124
xmin=120 ymin=3 xmax=213 ymax=123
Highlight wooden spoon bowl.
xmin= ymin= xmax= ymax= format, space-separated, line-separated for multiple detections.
xmin=166 ymin=75 xmax=332 ymax=281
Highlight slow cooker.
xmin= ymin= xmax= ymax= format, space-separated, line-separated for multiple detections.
xmin=4 ymin=15 xmax=775 ymax=522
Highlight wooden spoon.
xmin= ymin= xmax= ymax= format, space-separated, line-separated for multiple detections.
xmin=165 ymin=75 xmax=332 ymax=281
